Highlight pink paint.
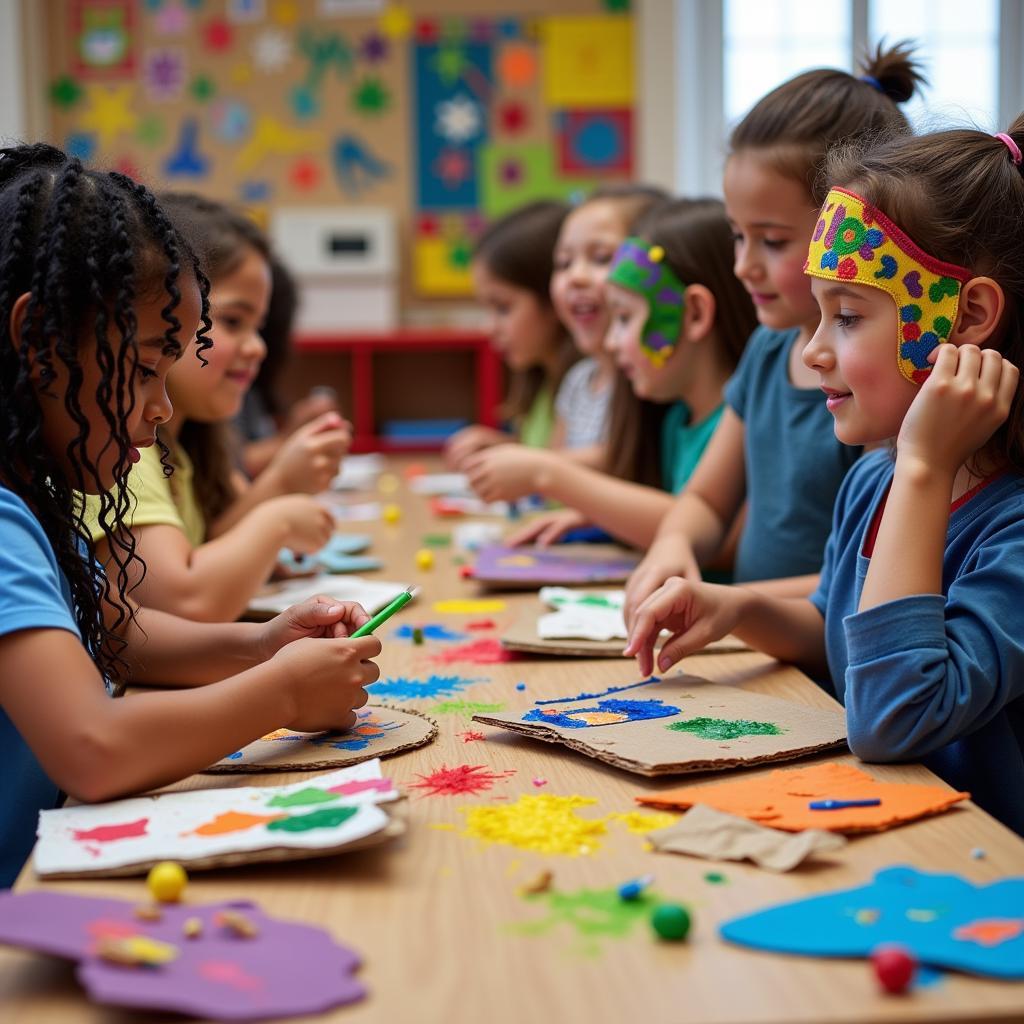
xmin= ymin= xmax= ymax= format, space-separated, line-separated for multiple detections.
xmin=198 ymin=959 xmax=265 ymax=993
xmin=409 ymin=764 xmax=514 ymax=797
xmin=458 ymin=730 xmax=486 ymax=743
xmin=72 ymin=818 xmax=149 ymax=843
xmin=327 ymin=778 xmax=393 ymax=796
xmin=429 ymin=638 xmax=519 ymax=665
xmin=532 ymin=778 xmax=548 ymax=787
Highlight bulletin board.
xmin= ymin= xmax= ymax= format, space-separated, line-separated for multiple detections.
xmin=39 ymin=0 xmax=637 ymax=307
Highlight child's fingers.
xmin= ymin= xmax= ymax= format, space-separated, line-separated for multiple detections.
xmin=505 ymin=521 xmax=543 ymax=546
xmin=997 ymin=359 xmax=1020 ymax=411
xmin=657 ymin=628 xmax=703 ymax=671
xmin=953 ymin=344 xmax=982 ymax=383
xmin=538 ymin=519 xmax=570 ymax=546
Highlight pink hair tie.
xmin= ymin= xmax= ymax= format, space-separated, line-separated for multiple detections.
xmin=995 ymin=132 xmax=1022 ymax=166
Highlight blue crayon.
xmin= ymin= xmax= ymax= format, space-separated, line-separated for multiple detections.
xmin=808 ymin=798 xmax=882 ymax=811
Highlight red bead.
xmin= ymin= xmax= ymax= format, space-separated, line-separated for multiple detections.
xmin=459 ymin=565 xmax=474 ymax=579
xmin=870 ymin=945 xmax=916 ymax=994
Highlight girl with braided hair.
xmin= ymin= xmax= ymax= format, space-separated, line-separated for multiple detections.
xmin=0 ymin=145 xmax=380 ymax=886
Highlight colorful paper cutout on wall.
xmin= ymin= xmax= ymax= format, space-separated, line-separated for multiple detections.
xmin=202 ymin=16 xmax=233 ymax=52
xmin=497 ymin=42 xmax=537 ymax=88
xmin=50 ymin=75 xmax=85 ymax=109
xmin=66 ymin=133 xmax=97 ymax=161
xmin=479 ymin=142 xmax=591 ymax=219
xmin=413 ymin=236 xmax=474 ymax=297
xmin=556 ymin=109 xmax=632 ymax=175
xmin=721 ymin=867 xmax=1024 ymax=979
xmin=78 ymin=85 xmax=138 ymax=148
xmin=234 ymin=116 xmax=322 ymax=172
xmin=271 ymin=0 xmax=300 ymax=26
xmin=298 ymin=28 xmax=354 ymax=94
xmin=333 ymin=133 xmax=391 ymax=196
xmin=498 ymin=99 xmax=528 ymax=134
xmin=379 ymin=5 xmax=412 ymax=40
xmin=189 ymin=74 xmax=216 ymax=103
xmin=211 ymin=98 xmax=251 ymax=142
xmin=162 ymin=117 xmax=209 ymax=177
xmin=154 ymin=1 xmax=189 ymax=36
xmin=228 ymin=0 xmax=266 ymax=22
xmin=360 ymin=30 xmax=389 ymax=63
xmin=144 ymin=48 xmax=185 ymax=100
xmin=74 ymin=0 xmax=136 ymax=78
xmin=252 ymin=27 xmax=291 ymax=70
xmin=135 ymin=112 xmax=164 ymax=146
xmin=353 ymin=75 xmax=391 ymax=115
xmin=0 ymin=891 xmax=366 ymax=1019
xmin=541 ymin=15 xmax=634 ymax=108
xmin=636 ymin=762 xmax=969 ymax=832
xmin=35 ymin=760 xmax=399 ymax=877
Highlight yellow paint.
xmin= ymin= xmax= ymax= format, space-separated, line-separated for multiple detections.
xmin=234 ymin=116 xmax=323 ymax=173
xmin=380 ymin=5 xmax=412 ymax=39
xmin=571 ymin=711 xmax=628 ymax=726
xmin=413 ymin=237 xmax=474 ymax=298
xmin=146 ymin=861 xmax=187 ymax=903
xmin=541 ymin=16 xmax=634 ymax=108
xmin=460 ymin=794 xmax=607 ymax=856
xmin=496 ymin=554 xmax=537 ymax=568
xmin=433 ymin=599 xmax=507 ymax=614
xmin=79 ymin=85 xmax=139 ymax=148
xmin=98 ymin=935 xmax=179 ymax=966
xmin=606 ymin=810 xmax=678 ymax=835
xmin=188 ymin=810 xmax=286 ymax=836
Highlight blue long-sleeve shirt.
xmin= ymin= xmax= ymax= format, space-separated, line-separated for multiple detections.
xmin=810 ymin=449 xmax=1024 ymax=834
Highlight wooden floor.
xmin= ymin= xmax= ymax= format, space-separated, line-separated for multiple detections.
xmin=3 ymin=459 xmax=1023 ymax=1024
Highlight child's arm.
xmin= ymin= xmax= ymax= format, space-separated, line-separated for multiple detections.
xmin=100 ymin=495 xmax=334 ymax=622
xmin=444 ymin=425 xmax=514 ymax=469
xmin=559 ymin=443 xmax=607 ymax=469
xmin=624 ymin=409 xmax=748 ymax=624
xmin=0 ymin=621 xmax=381 ymax=804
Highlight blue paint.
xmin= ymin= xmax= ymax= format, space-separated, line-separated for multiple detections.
xmin=393 ymin=624 xmax=466 ymax=643
xmin=534 ymin=677 xmax=661 ymax=707
xmin=368 ymin=674 xmax=481 ymax=702
xmin=226 ymin=750 xmax=244 ymax=759
xmin=523 ymin=698 xmax=680 ymax=729
xmin=163 ymin=118 xmax=209 ymax=178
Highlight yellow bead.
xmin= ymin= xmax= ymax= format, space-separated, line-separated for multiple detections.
xmin=382 ymin=504 xmax=401 ymax=524
xmin=147 ymin=861 xmax=187 ymax=903
xmin=415 ymin=548 xmax=434 ymax=570
xmin=648 ymin=245 xmax=665 ymax=263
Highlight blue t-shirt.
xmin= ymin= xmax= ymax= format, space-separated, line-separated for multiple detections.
xmin=724 ymin=325 xmax=862 ymax=582
xmin=0 ymin=488 xmax=82 ymax=887
xmin=660 ymin=401 xmax=725 ymax=495
xmin=810 ymin=450 xmax=1024 ymax=835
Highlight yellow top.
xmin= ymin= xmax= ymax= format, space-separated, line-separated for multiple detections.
xmin=83 ymin=443 xmax=205 ymax=549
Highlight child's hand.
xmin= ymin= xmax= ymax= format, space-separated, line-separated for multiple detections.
xmin=259 ymin=494 xmax=335 ymax=554
xmin=464 ymin=445 xmax=550 ymax=503
xmin=623 ymin=539 xmax=702 ymax=632
xmin=623 ymin=577 xmax=741 ymax=677
xmin=444 ymin=425 xmax=510 ymax=469
xmin=284 ymin=388 xmax=341 ymax=434
xmin=257 ymin=597 xmax=372 ymax=661
xmin=898 ymin=344 xmax=1019 ymax=477
xmin=269 ymin=412 xmax=352 ymax=494
xmin=271 ymin=634 xmax=381 ymax=734
xmin=506 ymin=509 xmax=588 ymax=547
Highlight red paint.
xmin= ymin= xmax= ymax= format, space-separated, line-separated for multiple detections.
xmin=429 ymin=638 xmax=518 ymax=665
xmin=409 ymin=763 xmax=514 ymax=797
xmin=328 ymin=778 xmax=393 ymax=796
xmin=458 ymin=730 xmax=486 ymax=743
xmin=72 ymin=817 xmax=149 ymax=843
xmin=466 ymin=619 xmax=496 ymax=631
xmin=871 ymin=945 xmax=916 ymax=994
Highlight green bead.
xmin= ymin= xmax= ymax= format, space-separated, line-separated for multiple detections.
xmin=651 ymin=902 xmax=690 ymax=941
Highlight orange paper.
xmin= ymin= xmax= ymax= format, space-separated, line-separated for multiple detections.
xmin=636 ymin=762 xmax=969 ymax=833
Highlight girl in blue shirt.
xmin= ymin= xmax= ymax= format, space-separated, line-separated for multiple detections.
xmin=626 ymin=120 xmax=1024 ymax=834
xmin=0 ymin=144 xmax=381 ymax=886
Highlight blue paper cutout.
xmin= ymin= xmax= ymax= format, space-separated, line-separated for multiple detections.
xmin=278 ymin=533 xmax=374 ymax=574
xmin=239 ymin=179 xmax=271 ymax=202
xmin=290 ymin=83 xmax=320 ymax=120
xmin=66 ymin=133 xmax=96 ymax=161
xmin=523 ymin=698 xmax=680 ymax=729
xmin=721 ymin=867 xmax=1024 ymax=979
xmin=332 ymin=134 xmax=391 ymax=196
xmin=162 ymin=118 xmax=209 ymax=178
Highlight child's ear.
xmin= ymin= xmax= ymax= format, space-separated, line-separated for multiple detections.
xmin=8 ymin=292 xmax=31 ymax=352
xmin=951 ymin=277 xmax=1004 ymax=348
xmin=682 ymin=284 xmax=717 ymax=344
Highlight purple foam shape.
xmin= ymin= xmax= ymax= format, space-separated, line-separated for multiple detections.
xmin=473 ymin=544 xmax=638 ymax=584
xmin=0 ymin=891 xmax=365 ymax=1020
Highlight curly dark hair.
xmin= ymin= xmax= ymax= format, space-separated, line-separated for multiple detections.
xmin=0 ymin=143 xmax=212 ymax=684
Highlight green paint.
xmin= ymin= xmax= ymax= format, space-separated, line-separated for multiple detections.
xmin=432 ymin=700 xmax=505 ymax=717
xmin=667 ymin=717 xmax=784 ymax=741
xmin=267 ymin=788 xmax=341 ymax=809
xmin=512 ymin=886 xmax=656 ymax=957
xmin=266 ymin=806 xmax=359 ymax=833
xmin=422 ymin=533 xmax=451 ymax=548
xmin=704 ymin=871 xmax=728 ymax=885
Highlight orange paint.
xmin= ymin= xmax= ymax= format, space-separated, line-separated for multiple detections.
xmin=953 ymin=919 xmax=1024 ymax=947
xmin=188 ymin=811 xmax=286 ymax=837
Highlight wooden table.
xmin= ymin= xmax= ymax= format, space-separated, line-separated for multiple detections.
xmin=3 ymin=461 xmax=1023 ymax=1024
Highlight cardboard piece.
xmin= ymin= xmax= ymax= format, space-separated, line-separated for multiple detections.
xmin=0 ymin=891 xmax=365 ymax=1019
xmin=246 ymin=574 xmax=411 ymax=618
xmin=35 ymin=760 xmax=402 ymax=878
xmin=472 ymin=544 xmax=640 ymax=589
xmin=648 ymin=804 xmax=847 ymax=872
xmin=473 ymin=674 xmax=847 ymax=777
xmin=636 ymin=762 xmax=970 ymax=832
xmin=721 ymin=867 xmax=1024 ymax=979
xmin=500 ymin=587 xmax=748 ymax=656
xmin=204 ymin=705 xmax=437 ymax=773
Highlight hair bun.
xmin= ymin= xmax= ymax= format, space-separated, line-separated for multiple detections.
xmin=860 ymin=40 xmax=925 ymax=105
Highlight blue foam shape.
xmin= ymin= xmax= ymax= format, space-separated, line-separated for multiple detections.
xmin=720 ymin=867 xmax=1024 ymax=979
xmin=560 ymin=526 xmax=614 ymax=544
xmin=279 ymin=534 xmax=375 ymax=574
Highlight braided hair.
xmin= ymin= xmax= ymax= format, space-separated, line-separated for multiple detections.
xmin=0 ymin=143 xmax=211 ymax=683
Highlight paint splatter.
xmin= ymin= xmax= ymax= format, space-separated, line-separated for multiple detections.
xmin=523 ymin=699 xmax=680 ymax=729
xmin=467 ymin=619 xmax=496 ymax=630
xmin=953 ymin=919 xmax=1024 ymax=947
xmin=432 ymin=700 xmax=505 ymax=717
xmin=198 ymin=959 xmax=265 ymax=992
xmin=459 ymin=795 xmax=607 ymax=856
xmin=704 ymin=871 xmax=728 ymax=885
xmin=433 ymin=599 xmax=506 ymax=614
xmin=605 ymin=810 xmax=678 ymax=835
xmin=314 ymin=711 xmax=404 ymax=750
xmin=189 ymin=811 xmax=285 ymax=837
xmin=666 ymin=717 xmax=784 ymax=740
xmin=328 ymin=778 xmax=393 ymax=796
xmin=72 ymin=818 xmax=149 ymax=843
xmin=458 ymin=730 xmax=486 ymax=743
xmin=409 ymin=764 xmax=515 ymax=797
xmin=534 ymin=677 xmax=662 ymax=706
xmin=368 ymin=674 xmax=481 ymax=702
xmin=429 ymin=638 xmax=519 ymax=665
xmin=267 ymin=788 xmax=340 ymax=808
xmin=266 ymin=806 xmax=359 ymax=833
xmin=393 ymin=624 xmax=466 ymax=642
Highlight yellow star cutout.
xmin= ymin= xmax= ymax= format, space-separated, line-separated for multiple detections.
xmin=271 ymin=0 xmax=299 ymax=26
xmin=234 ymin=116 xmax=322 ymax=172
xmin=78 ymin=85 xmax=138 ymax=149
xmin=380 ymin=5 xmax=412 ymax=40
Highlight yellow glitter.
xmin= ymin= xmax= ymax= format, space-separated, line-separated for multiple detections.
xmin=460 ymin=794 xmax=606 ymax=856
xmin=433 ymin=599 xmax=507 ymax=614
xmin=606 ymin=810 xmax=678 ymax=835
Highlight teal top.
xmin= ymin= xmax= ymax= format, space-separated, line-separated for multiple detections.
xmin=660 ymin=401 xmax=725 ymax=494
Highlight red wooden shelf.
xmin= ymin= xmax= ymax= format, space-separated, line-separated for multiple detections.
xmin=293 ymin=329 xmax=503 ymax=453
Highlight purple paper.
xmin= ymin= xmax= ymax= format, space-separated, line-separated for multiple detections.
xmin=473 ymin=544 xmax=639 ymax=585
xmin=0 ymin=891 xmax=365 ymax=1020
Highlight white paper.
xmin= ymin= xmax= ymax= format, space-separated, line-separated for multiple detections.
xmin=36 ymin=761 xmax=397 ymax=876
xmin=537 ymin=588 xmax=628 ymax=641
xmin=248 ymin=575 xmax=411 ymax=616
xmin=331 ymin=453 xmax=385 ymax=491
xmin=409 ymin=472 xmax=472 ymax=496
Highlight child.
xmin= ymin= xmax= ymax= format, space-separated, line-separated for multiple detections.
xmin=624 ymin=45 xmax=922 ymax=622
xmin=474 ymin=199 xmax=757 ymax=552
xmin=445 ymin=200 xmax=576 ymax=467
xmin=0 ymin=145 xmax=380 ymax=886
xmin=627 ymin=122 xmax=1024 ymax=835
xmin=85 ymin=193 xmax=352 ymax=622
